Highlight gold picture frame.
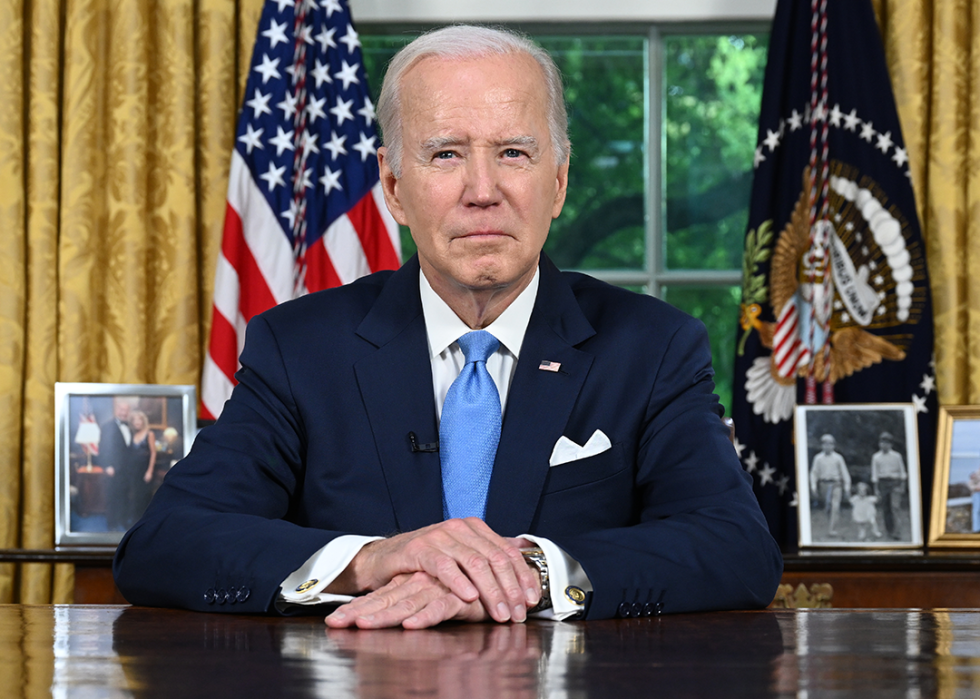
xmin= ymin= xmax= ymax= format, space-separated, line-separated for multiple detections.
xmin=928 ymin=405 xmax=980 ymax=547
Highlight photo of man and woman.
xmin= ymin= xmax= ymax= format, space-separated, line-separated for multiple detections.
xmin=56 ymin=385 xmax=195 ymax=544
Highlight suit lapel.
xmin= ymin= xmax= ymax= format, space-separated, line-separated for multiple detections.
xmin=354 ymin=257 xmax=444 ymax=533
xmin=484 ymin=255 xmax=596 ymax=536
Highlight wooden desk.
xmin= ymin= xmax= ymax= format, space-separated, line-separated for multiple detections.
xmin=781 ymin=551 xmax=980 ymax=607
xmin=1 ymin=605 xmax=979 ymax=697
xmin=0 ymin=548 xmax=126 ymax=604
xmin=5 ymin=547 xmax=980 ymax=608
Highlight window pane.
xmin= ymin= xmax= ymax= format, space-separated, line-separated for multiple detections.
xmin=538 ymin=37 xmax=646 ymax=271
xmin=660 ymin=285 xmax=741 ymax=415
xmin=361 ymin=36 xmax=415 ymax=259
xmin=663 ymin=34 xmax=768 ymax=271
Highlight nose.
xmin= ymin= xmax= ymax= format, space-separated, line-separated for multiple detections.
xmin=461 ymin=152 xmax=501 ymax=208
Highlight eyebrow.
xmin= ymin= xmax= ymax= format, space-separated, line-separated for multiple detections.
xmin=420 ymin=136 xmax=467 ymax=153
xmin=418 ymin=135 xmax=540 ymax=153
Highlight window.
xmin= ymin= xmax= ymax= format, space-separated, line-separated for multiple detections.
xmin=361 ymin=26 xmax=769 ymax=413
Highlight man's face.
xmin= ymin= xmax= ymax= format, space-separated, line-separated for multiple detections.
xmin=114 ymin=400 xmax=130 ymax=421
xmin=880 ymin=440 xmax=892 ymax=452
xmin=821 ymin=439 xmax=834 ymax=454
xmin=379 ymin=52 xmax=568 ymax=298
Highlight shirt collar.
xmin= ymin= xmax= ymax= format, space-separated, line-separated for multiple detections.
xmin=419 ymin=267 xmax=540 ymax=359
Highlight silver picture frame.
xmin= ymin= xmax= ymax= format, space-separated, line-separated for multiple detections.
xmin=795 ymin=403 xmax=923 ymax=549
xmin=54 ymin=382 xmax=196 ymax=546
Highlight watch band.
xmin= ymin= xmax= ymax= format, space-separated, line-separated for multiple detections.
xmin=521 ymin=547 xmax=552 ymax=613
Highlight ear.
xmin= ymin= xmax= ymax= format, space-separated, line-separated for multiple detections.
xmin=551 ymin=158 xmax=570 ymax=219
xmin=377 ymin=147 xmax=409 ymax=226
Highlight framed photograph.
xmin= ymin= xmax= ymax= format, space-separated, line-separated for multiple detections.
xmin=54 ymin=382 xmax=197 ymax=546
xmin=928 ymin=406 xmax=980 ymax=548
xmin=795 ymin=403 xmax=922 ymax=548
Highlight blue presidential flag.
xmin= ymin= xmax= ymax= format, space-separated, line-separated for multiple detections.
xmin=732 ymin=0 xmax=936 ymax=549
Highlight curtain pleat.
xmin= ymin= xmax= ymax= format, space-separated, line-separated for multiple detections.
xmin=875 ymin=0 xmax=980 ymax=405
xmin=0 ymin=0 xmax=28 ymax=604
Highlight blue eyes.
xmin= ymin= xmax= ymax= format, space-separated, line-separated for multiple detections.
xmin=432 ymin=148 xmax=527 ymax=161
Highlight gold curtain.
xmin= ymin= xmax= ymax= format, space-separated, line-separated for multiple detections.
xmin=0 ymin=0 xmax=263 ymax=604
xmin=873 ymin=0 xmax=980 ymax=405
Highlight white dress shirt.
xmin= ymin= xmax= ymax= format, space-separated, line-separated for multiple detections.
xmin=278 ymin=267 xmax=592 ymax=619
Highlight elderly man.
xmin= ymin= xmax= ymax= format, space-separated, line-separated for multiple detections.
xmin=100 ymin=397 xmax=136 ymax=532
xmin=114 ymin=25 xmax=782 ymax=627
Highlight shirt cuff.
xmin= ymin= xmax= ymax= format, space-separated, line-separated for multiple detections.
xmin=521 ymin=534 xmax=592 ymax=621
xmin=277 ymin=534 xmax=382 ymax=607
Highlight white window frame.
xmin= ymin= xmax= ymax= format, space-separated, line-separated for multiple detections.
xmin=350 ymin=0 xmax=776 ymax=23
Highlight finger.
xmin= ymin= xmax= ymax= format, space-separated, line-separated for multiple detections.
xmin=325 ymin=575 xmax=413 ymax=627
xmin=452 ymin=521 xmax=539 ymax=616
xmin=398 ymin=593 xmax=468 ymax=629
xmin=355 ymin=578 xmax=471 ymax=629
xmin=416 ymin=519 xmax=533 ymax=622
xmin=360 ymin=520 xmax=532 ymax=621
xmin=392 ymin=520 xmax=507 ymax=616
xmin=326 ymin=573 xmax=462 ymax=629
xmin=359 ymin=529 xmax=483 ymax=603
xmin=325 ymin=575 xmax=415 ymax=627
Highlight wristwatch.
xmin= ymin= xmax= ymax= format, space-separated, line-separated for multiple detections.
xmin=521 ymin=547 xmax=552 ymax=613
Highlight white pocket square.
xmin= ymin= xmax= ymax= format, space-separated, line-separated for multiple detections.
xmin=549 ymin=429 xmax=612 ymax=467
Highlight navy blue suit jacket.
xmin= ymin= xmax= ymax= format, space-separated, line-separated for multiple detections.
xmin=114 ymin=254 xmax=782 ymax=617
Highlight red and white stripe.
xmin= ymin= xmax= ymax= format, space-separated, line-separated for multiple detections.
xmin=201 ymin=151 xmax=399 ymax=420
xmin=773 ymin=300 xmax=811 ymax=379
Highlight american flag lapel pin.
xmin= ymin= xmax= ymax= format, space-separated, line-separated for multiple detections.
xmin=538 ymin=360 xmax=561 ymax=372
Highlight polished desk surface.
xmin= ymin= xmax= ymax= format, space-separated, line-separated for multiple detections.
xmin=2 ymin=606 xmax=980 ymax=698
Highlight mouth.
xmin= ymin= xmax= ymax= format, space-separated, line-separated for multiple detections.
xmin=453 ymin=230 xmax=509 ymax=242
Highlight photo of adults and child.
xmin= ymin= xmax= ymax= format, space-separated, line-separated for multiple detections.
xmin=796 ymin=405 xmax=922 ymax=547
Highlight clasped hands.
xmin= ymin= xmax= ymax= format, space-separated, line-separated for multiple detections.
xmin=324 ymin=518 xmax=541 ymax=630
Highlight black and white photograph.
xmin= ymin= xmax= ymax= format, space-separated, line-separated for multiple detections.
xmin=928 ymin=406 xmax=980 ymax=547
xmin=795 ymin=404 xmax=922 ymax=548
xmin=54 ymin=383 xmax=196 ymax=545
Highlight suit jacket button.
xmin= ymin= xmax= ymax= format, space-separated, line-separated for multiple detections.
xmin=204 ymin=588 xmax=216 ymax=605
xmin=227 ymin=587 xmax=238 ymax=604
xmin=641 ymin=603 xmax=655 ymax=617
xmin=630 ymin=602 xmax=643 ymax=617
xmin=617 ymin=602 xmax=631 ymax=618
xmin=216 ymin=588 xmax=228 ymax=605
xmin=237 ymin=587 xmax=251 ymax=603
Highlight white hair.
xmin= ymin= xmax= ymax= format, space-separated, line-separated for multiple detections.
xmin=376 ymin=25 xmax=570 ymax=178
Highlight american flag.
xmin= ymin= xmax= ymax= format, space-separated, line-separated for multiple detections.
xmin=201 ymin=0 xmax=400 ymax=420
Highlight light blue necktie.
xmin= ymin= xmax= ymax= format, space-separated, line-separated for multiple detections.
xmin=440 ymin=330 xmax=501 ymax=520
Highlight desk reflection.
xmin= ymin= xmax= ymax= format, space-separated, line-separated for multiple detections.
xmin=321 ymin=624 xmax=546 ymax=698
xmin=107 ymin=607 xmax=784 ymax=698
xmin=3 ymin=606 xmax=980 ymax=697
